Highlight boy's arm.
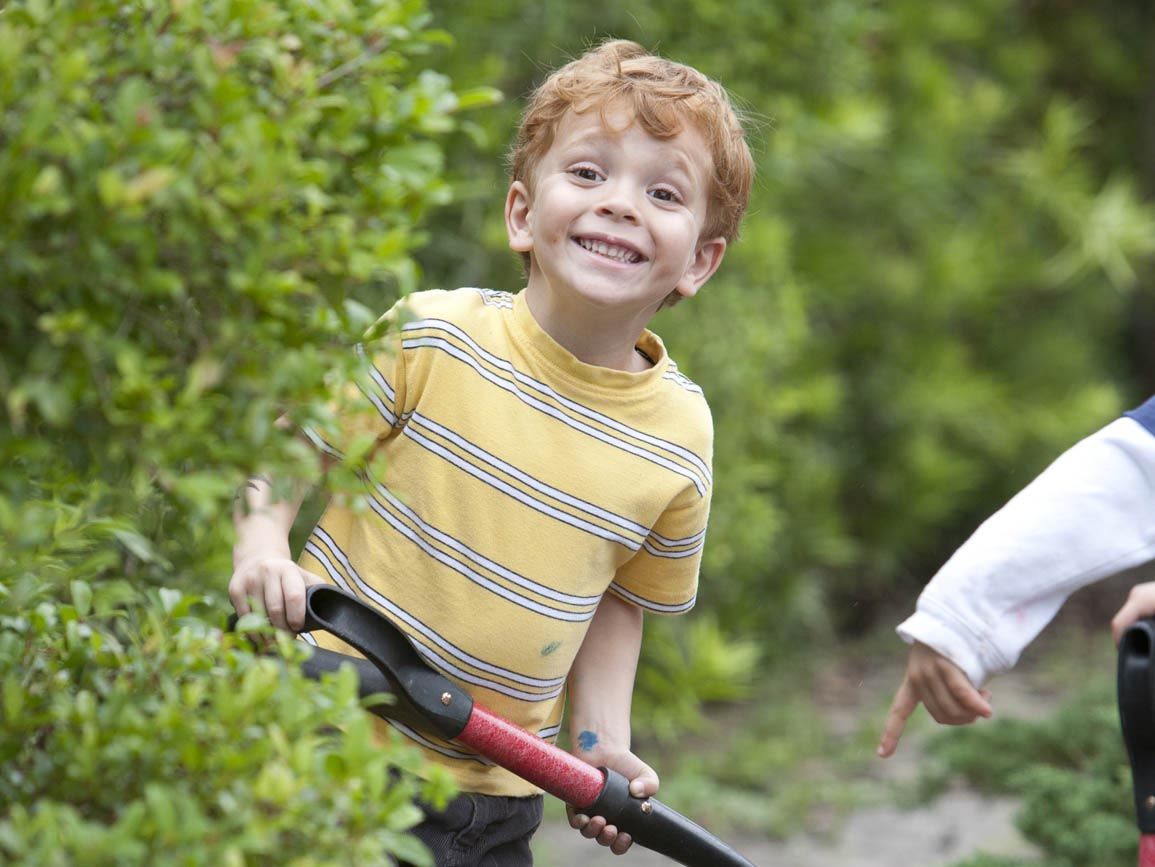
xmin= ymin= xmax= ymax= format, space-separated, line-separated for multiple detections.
xmin=879 ymin=407 xmax=1155 ymax=756
xmin=229 ymin=308 xmax=410 ymax=631
xmin=565 ymin=592 xmax=657 ymax=856
xmin=229 ymin=475 xmax=324 ymax=632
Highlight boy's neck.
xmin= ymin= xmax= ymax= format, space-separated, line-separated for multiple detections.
xmin=523 ymin=285 xmax=657 ymax=372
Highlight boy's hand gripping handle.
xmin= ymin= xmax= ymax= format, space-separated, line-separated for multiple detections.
xmin=299 ymin=584 xmax=757 ymax=867
xmin=1117 ymin=617 xmax=1155 ymax=866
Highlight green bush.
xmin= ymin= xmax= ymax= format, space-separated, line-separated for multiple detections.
xmin=0 ymin=582 xmax=454 ymax=866
xmin=0 ymin=0 xmax=494 ymax=596
xmin=0 ymin=0 xmax=490 ymax=862
xmin=932 ymin=680 xmax=1136 ymax=867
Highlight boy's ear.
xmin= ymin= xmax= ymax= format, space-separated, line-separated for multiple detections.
xmin=672 ymin=236 xmax=727 ymax=302
xmin=505 ymin=181 xmax=533 ymax=253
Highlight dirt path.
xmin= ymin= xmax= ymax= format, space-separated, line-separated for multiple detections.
xmin=532 ymin=789 xmax=1034 ymax=866
xmin=529 ymin=653 xmax=1086 ymax=867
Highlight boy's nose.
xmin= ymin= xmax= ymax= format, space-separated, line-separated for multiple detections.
xmin=595 ymin=194 xmax=639 ymax=224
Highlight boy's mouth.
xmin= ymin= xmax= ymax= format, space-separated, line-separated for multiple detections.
xmin=572 ymin=235 xmax=646 ymax=265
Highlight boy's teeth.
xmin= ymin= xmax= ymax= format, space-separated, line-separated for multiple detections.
xmin=579 ymin=238 xmax=640 ymax=264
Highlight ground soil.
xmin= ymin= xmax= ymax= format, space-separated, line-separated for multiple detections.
xmin=528 ymin=599 xmax=1124 ymax=867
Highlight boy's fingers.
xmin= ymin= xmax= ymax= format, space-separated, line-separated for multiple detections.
xmin=1111 ymin=602 xmax=1139 ymax=645
xmin=1112 ymin=617 xmax=1125 ymax=647
xmin=581 ymin=815 xmax=607 ymax=840
xmin=263 ymin=568 xmax=289 ymax=631
xmin=567 ymin=808 xmax=588 ymax=830
xmin=947 ymin=668 xmax=992 ymax=719
xmin=877 ymin=677 xmax=918 ymax=757
xmin=228 ymin=570 xmax=254 ymax=615
xmin=611 ymin=832 xmax=633 ymax=855
xmin=289 ymin=570 xmax=329 ymax=631
xmin=286 ymin=568 xmax=328 ymax=631
xmin=924 ymin=678 xmax=973 ymax=724
xmin=300 ymin=568 xmax=327 ymax=587
xmin=629 ymin=766 xmax=659 ymax=797
xmin=283 ymin=570 xmax=308 ymax=633
xmin=1112 ymin=584 xmax=1155 ymax=644
xmin=230 ymin=584 xmax=251 ymax=616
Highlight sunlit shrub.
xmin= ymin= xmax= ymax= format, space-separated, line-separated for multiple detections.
xmin=0 ymin=582 xmax=453 ymax=866
xmin=0 ymin=1 xmax=486 ymax=861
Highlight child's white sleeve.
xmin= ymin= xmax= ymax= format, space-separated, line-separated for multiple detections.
xmin=897 ymin=411 xmax=1155 ymax=688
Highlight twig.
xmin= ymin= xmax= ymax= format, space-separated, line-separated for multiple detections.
xmin=317 ymin=36 xmax=387 ymax=90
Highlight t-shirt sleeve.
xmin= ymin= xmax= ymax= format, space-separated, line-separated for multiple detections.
xmin=300 ymin=302 xmax=409 ymax=462
xmin=607 ymin=483 xmax=710 ymax=615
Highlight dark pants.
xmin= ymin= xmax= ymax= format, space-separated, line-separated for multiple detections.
xmin=400 ymin=791 xmax=544 ymax=867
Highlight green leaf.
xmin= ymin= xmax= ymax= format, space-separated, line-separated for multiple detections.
xmin=157 ymin=587 xmax=183 ymax=615
xmin=111 ymin=529 xmax=160 ymax=564
xmin=453 ymin=86 xmax=502 ymax=111
xmin=3 ymin=675 xmax=23 ymax=723
xmin=70 ymin=581 xmax=92 ymax=618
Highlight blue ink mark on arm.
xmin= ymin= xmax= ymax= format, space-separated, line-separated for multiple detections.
xmin=541 ymin=641 xmax=561 ymax=656
xmin=577 ymin=730 xmax=599 ymax=752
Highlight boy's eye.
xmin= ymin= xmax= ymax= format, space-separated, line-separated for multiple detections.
xmin=570 ymin=166 xmax=602 ymax=182
xmin=649 ymin=187 xmax=682 ymax=203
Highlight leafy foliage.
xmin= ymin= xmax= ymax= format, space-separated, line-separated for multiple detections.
xmin=931 ymin=681 xmax=1135 ymax=867
xmin=0 ymin=582 xmax=453 ymax=866
xmin=1 ymin=0 xmax=477 ymax=862
xmin=634 ymin=614 xmax=761 ymax=743
xmin=420 ymin=0 xmax=1155 ymax=642
xmin=1 ymin=0 xmax=480 ymax=596
xmin=4 ymin=0 xmax=1155 ymax=859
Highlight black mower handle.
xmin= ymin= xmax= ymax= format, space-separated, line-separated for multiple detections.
xmin=228 ymin=585 xmax=758 ymax=867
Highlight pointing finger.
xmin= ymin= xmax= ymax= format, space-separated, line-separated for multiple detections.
xmin=877 ymin=677 xmax=918 ymax=758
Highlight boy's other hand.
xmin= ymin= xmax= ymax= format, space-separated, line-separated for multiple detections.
xmin=228 ymin=557 xmax=326 ymax=632
xmin=877 ymin=641 xmax=993 ymax=758
xmin=566 ymin=749 xmax=659 ymax=855
xmin=1111 ymin=582 xmax=1155 ymax=645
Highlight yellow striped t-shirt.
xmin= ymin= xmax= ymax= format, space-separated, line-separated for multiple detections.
xmin=298 ymin=287 xmax=713 ymax=796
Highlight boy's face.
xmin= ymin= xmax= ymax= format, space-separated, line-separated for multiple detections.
xmin=505 ymin=105 xmax=726 ymax=320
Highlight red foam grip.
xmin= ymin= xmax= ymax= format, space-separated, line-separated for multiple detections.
xmin=456 ymin=704 xmax=605 ymax=808
xmin=1142 ymin=835 xmax=1155 ymax=867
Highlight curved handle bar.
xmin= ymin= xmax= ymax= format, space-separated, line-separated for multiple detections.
xmin=295 ymin=584 xmax=758 ymax=867
xmin=1118 ymin=618 xmax=1155 ymax=865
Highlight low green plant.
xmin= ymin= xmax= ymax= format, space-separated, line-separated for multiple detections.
xmin=0 ymin=580 xmax=455 ymax=866
xmin=633 ymin=614 xmax=761 ymax=743
xmin=630 ymin=634 xmax=889 ymax=838
xmin=951 ymin=857 xmax=1036 ymax=867
xmin=931 ymin=678 xmax=1136 ymax=867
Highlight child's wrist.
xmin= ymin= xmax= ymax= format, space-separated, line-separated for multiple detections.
xmin=232 ymin=549 xmax=293 ymax=572
xmin=569 ymin=726 xmax=630 ymax=760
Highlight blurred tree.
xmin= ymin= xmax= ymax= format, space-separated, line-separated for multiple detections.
xmin=418 ymin=0 xmax=1155 ymax=642
xmin=1026 ymin=0 xmax=1155 ymax=395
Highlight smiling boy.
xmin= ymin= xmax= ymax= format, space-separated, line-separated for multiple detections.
xmin=506 ymin=102 xmax=728 ymax=368
xmin=230 ymin=40 xmax=753 ymax=865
